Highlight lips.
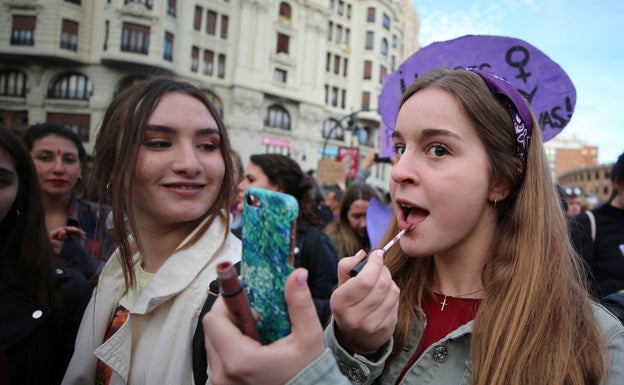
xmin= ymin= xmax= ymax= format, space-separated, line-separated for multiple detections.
xmin=164 ymin=183 xmax=205 ymax=191
xmin=49 ymin=179 xmax=68 ymax=186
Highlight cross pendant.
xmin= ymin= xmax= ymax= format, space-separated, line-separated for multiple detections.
xmin=440 ymin=296 xmax=448 ymax=311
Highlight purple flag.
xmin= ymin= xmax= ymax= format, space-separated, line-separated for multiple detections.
xmin=378 ymin=35 xmax=576 ymax=157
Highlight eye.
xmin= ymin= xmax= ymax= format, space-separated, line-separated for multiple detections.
xmin=144 ymin=140 xmax=171 ymax=149
xmin=198 ymin=142 xmax=218 ymax=152
xmin=393 ymin=144 xmax=406 ymax=157
xmin=36 ymin=154 xmax=53 ymax=162
xmin=426 ymin=144 xmax=449 ymax=157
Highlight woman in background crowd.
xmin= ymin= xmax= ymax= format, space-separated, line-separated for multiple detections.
xmin=0 ymin=128 xmax=90 ymax=385
xmin=23 ymin=123 xmax=111 ymax=280
xmin=324 ymin=182 xmax=384 ymax=259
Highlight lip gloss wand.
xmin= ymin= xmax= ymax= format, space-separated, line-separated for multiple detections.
xmin=349 ymin=228 xmax=407 ymax=277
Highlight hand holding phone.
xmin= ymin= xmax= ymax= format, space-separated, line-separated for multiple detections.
xmin=240 ymin=187 xmax=299 ymax=344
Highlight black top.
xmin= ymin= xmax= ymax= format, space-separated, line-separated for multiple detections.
xmin=569 ymin=203 xmax=624 ymax=299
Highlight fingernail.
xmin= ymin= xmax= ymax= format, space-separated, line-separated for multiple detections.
xmin=296 ymin=270 xmax=308 ymax=287
xmin=355 ymin=249 xmax=366 ymax=259
xmin=377 ymin=250 xmax=385 ymax=259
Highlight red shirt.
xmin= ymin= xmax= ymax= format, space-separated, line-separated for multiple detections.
xmin=395 ymin=293 xmax=481 ymax=384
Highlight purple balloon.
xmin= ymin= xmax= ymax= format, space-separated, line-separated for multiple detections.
xmin=379 ymin=35 xmax=576 ymax=157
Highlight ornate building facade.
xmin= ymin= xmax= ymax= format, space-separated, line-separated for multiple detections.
xmin=0 ymin=0 xmax=419 ymax=190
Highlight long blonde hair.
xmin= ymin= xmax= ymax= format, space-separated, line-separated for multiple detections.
xmin=384 ymin=68 xmax=606 ymax=385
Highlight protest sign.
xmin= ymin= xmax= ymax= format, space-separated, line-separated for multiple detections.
xmin=378 ymin=35 xmax=576 ymax=157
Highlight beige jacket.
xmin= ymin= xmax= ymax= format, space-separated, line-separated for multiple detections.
xmin=62 ymin=215 xmax=241 ymax=385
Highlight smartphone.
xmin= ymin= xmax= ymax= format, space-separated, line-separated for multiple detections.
xmin=240 ymin=186 xmax=299 ymax=344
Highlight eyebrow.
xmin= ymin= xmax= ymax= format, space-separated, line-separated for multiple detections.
xmin=144 ymin=125 xmax=221 ymax=137
xmin=392 ymin=128 xmax=460 ymax=141
xmin=0 ymin=167 xmax=16 ymax=177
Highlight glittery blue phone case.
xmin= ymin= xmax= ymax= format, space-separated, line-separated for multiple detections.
xmin=240 ymin=187 xmax=299 ymax=344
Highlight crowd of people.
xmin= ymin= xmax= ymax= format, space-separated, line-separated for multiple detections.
xmin=1 ymin=68 xmax=623 ymax=385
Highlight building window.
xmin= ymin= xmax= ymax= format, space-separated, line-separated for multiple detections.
xmin=103 ymin=20 xmax=109 ymax=50
xmin=324 ymin=84 xmax=329 ymax=104
xmin=217 ymin=54 xmax=226 ymax=78
xmin=337 ymin=0 xmax=344 ymax=15
xmin=276 ymin=33 xmax=290 ymax=54
xmin=124 ymin=0 xmax=153 ymax=9
xmin=274 ymin=68 xmax=287 ymax=83
xmin=65 ymin=0 xmax=81 ymax=4
xmin=191 ymin=46 xmax=199 ymax=72
xmin=60 ymin=19 xmax=78 ymax=51
xmin=345 ymin=28 xmax=350 ymax=45
xmin=194 ymin=6 xmax=203 ymax=31
xmin=203 ymin=50 xmax=214 ymax=75
xmin=0 ymin=70 xmax=27 ymax=97
xmin=167 ymin=0 xmax=176 ymax=17
xmin=264 ymin=104 xmax=290 ymax=130
xmin=365 ymin=31 xmax=374 ymax=50
xmin=206 ymin=10 xmax=217 ymax=35
xmin=327 ymin=21 xmax=333 ymax=41
xmin=279 ymin=2 xmax=291 ymax=22
xmin=47 ymin=112 xmax=91 ymax=142
xmin=331 ymin=87 xmax=338 ymax=107
xmin=121 ymin=22 xmax=150 ymax=54
xmin=382 ymin=13 xmax=390 ymax=29
xmin=322 ymin=118 xmax=344 ymax=140
xmin=221 ymin=15 xmax=228 ymax=39
xmin=326 ymin=53 xmax=331 ymax=72
xmin=204 ymin=90 xmax=223 ymax=117
xmin=347 ymin=4 xmax=351 ymax=19
xmin=163 ymin=31 xmax=173 ymax=61
xmin=380 ymin=38 xmax=388 ymax=56
xmin=343 ymin=58 xmax=348 ymax=77
xmin=366 ymin=7 xmax=375 ymax=22
xmin=49 ymin=73 xmax=92 ymax=100
xmin=363 ymin=60 xmax=372 ymax=79
xmin=341 ymin=89 xmax=346 ymax=109
xmin=380 ymin=65 xmax=387 ymax=84
xmin=362 ymin=91 xmax=370 ymax=110
xmin=392 ymin=34 xmax=397 ymax=48
xmin=335 ymin=25 xmax=342 ymax=43
xmin=11 ymin=15 xmax=36 ymax=46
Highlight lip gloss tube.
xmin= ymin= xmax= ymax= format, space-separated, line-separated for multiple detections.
xmin=217 ymin=261 xmax=260 ymax=341
xmin=349 ymin=228 xmax=407 ymax=277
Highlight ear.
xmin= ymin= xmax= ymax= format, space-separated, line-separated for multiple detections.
xmin=488 ymin=159 xmax=522 ymax=203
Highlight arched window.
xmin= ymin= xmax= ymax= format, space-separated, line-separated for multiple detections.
xmin=264 ymin=104 xmax=290 ymax=130
xmin=279 ymin=2 xmax=291 ymax=22
xmin=49 ymin=73 xmax=92 ymax=100
xmin=380 ymin=38 xmax=388 ymax=56
xmin=321 ymin=118 xmax=344 ymax=140
xmin=204 ymin=90 xmax=223 ymax=118
xmin=0 ymin=70 xmax=27 ymax=97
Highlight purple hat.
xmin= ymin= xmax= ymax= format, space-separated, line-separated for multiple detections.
xmin=467 ymin=68 xmax=533 ymax=163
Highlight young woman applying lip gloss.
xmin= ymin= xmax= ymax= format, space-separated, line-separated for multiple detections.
xmin=61 ymin=77 xmax=241 ymax=385
xmin=202 ymin=68 xmax=624 ymax=385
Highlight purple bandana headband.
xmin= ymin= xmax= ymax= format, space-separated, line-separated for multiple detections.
xmin=466 ymin=68 xmax=533 ymax=163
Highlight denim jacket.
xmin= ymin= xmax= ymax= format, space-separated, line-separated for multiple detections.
xmin=287 ymin=303 xmax=624 ymax=385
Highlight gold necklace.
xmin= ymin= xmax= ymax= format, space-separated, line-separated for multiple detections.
xmin=438 ymin=288 xmax=484 ymax=311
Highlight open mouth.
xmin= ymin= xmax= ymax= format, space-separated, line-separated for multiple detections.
xmin=398 ymin=202 xmax=429 ymax=225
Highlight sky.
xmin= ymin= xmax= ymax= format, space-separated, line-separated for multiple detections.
xmin=410 ymin=0 xmax=624 ymax=164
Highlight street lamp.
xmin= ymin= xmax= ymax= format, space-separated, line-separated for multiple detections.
xmin=321 ymin=107 xmax=371 ymax=160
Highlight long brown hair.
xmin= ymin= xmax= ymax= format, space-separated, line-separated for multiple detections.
xmin=89 ymin=77 xmax=235 ymax=289
xmin=384 ymin=68 xmax=606 ymax=384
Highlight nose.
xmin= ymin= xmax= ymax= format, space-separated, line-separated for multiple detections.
xmin=52 ymin=156 xmax=65 ymax=173
xmin=172 ymin=144 xmax=202 ymax=176
xmin=390 ymin=153 xmax=418 ymax=186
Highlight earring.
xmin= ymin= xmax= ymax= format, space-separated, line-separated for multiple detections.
xmin=15 ymin=208 xmax=20 ymax=217
xmin=494 ymin=198 xmax=497 ymax=209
